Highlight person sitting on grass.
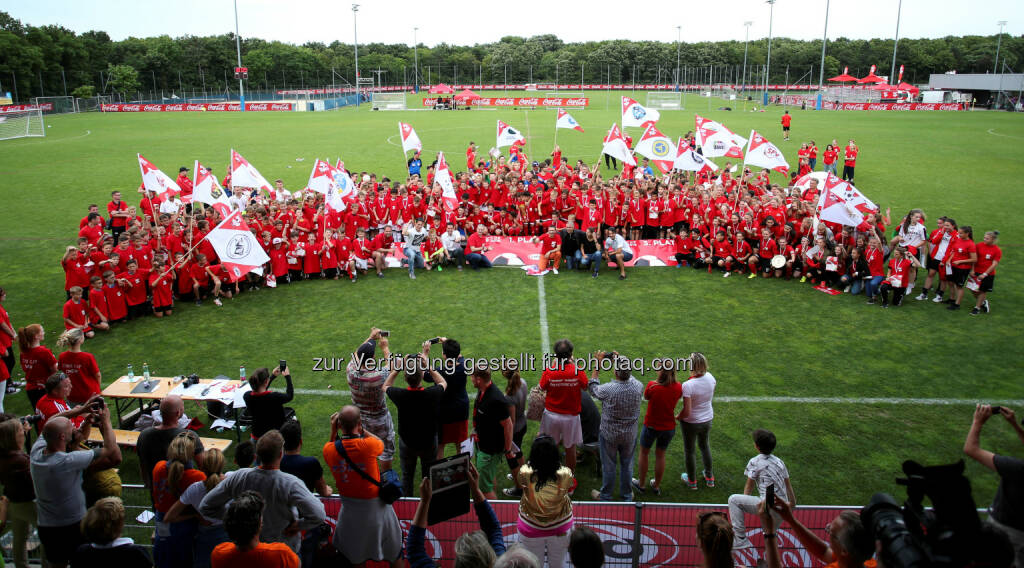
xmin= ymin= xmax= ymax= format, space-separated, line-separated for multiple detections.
xmin=407 ymin=463 xmax=506 ymax=568
xmin=727 ymin=429 xmax=796 ymax=550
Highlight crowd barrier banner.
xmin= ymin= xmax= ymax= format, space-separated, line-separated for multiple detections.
xmin=421 ymin=97 xmax=590 ymax=108
xmin=100 ymin=102 xmax=294 ymax=112
xmin=0 ymin=103 xmax=53 ymax=113
xmin=384 ymin=237 xmax=677 ymax=267
xmin=821 ymin=102 xmax=963 ymax=111
xmin=319 ymin=497 xmax=849 ymax=567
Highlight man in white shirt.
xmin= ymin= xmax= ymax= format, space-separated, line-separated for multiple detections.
xmin=402 ymin=219 xmax=429 ymax=279
xmin=273 ymin=179 xmax=292 ymax=203
xmin=441 ymin=226 xmax=466 ymax=270
xmin=603 ymin=227 xmax=634 ymax=280
xmin=160 ymin=195 xmax=182 ymax=215
xmin=728 ymin=429 xmax=797 ymax=549
xmin=229 ymin=187 xmax=251 ymax=212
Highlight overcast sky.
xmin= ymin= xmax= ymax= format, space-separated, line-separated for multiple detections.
xmin=8 ymin=0 xmax=1022 ymax=46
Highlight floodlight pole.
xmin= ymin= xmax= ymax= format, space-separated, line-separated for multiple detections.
xmin=994 ymin=21 xmax=1007 ymax=74
xmin=742 ymin=21 xmax=752 ymax=94
xmin=817 ymin=0 xmax=830 ymax=109
xmin=234 ymin=0 xmax=245 ymax=111
xmin=353 ymin=4 xmax=360 ymax=108
xmin=675 ymin=26 xmax=681 ymax=92
xmin=764 ymin=0 xmax=775 ymax=105
xmin=413 ymin=27 xmax=419 ymax=93
xmin=890 ymin=0 xmax=902 ymax=84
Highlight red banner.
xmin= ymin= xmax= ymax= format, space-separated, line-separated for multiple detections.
xmin=318 ymin=497 xmax=850 ymax=567
xmin=422 ymin=97 xmax=590 ymax=108
xmin=0 ymin=103 xmax=53 ymax=113
xmin=822 ymin=102 xmax=962 ymax=111
xmin=100 ymin=102 xmax=294 ymax=112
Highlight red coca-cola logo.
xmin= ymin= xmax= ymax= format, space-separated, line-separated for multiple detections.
xmin=143 ymin=104 xmax=163 ymax=111
xmin=520 ymin=98 xmax=538 ymax=105
xmin=248 ymin=103 xmax=269 ymax=111
xmin=165 ymin=104 xmax=184 ymax=111
xmin=123 ymin=105 xmax=141 ymax=112
xmin=891 ymin=104 xmax=912 ymax=111
xmin=542 ymin=98 xmax=562 ymax=106
xmin=270 ymin=103 xmax=292 ymax=111
xmin=494 ymin=98 xmax=515 ymax=105
xmin=566 ymin=98 xmax=587 ymax=106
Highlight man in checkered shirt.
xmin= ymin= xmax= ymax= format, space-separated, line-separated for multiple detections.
xmin=586 ymin=351 xmax=643 ymax=501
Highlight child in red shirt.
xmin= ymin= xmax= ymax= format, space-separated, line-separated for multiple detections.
xmin=62 ymin=287 xmax=93 ymax=338
xmin=86 ymin=276 xmax=111 ymax=332
xmin=149 ymin=259 xmax=175 ymax=317
xmin=117 ymin=259 xmax=150 ymax=320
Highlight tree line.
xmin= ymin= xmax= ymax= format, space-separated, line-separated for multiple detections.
xmin=0 ymin=10 xmax=1020 ymax=101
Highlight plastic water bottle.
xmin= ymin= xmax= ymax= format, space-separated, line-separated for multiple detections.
xmin=127 ymin=364 xmax=135 ymax=382
xmin=239 ymin=366 xmax=246 ymax=383
xmin=143 ymin=363 xmax=151 ymax=383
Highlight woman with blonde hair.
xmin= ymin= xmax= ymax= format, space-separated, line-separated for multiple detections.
xmin=151 ymin=430 xmax=206 ymax=568
xmin=17 ymin=324 xmax=57 ymax=409
xmin=165 ymin=448 xmax=227 ymax=568
xmin=74 ymin=497 xmax=151 ymax=566
xmin=56 ymin=328 xmax=102 ymax=405
xmin=677 ymin=353 xmax=716 ymax=491
xmin=0 ymin=418 xmax=43 ymax=568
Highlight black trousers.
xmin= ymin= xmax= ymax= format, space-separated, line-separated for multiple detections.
xmin=842 ymin=165 xmax=855 ymax=181
xmin=604 ymin=154 xmax=618 ymax=170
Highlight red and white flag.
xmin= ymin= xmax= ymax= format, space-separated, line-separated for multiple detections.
xmin=333 ymin=160 xmax=356 ymax=202
xmin=743 ymin=130 xmax=790 ymax=175
xmin=602 ymin=123 xmax=636 ymax=167
xmin=816 ymin=174 xmax=873 ymax=228
xmin=137 ymin=154 xmax=182 ymax=201
xmin=230 ymin=149 xmax=275 ymax=198
xmin=398 ymin=122 xmax=422 ymax=154
xmin=621 ymin=96 xmax=660 ymax=128
xmin=192 ymin=161 xmax=231 ymax=217
xmin=555 ymin=109 xmax=584 ymax=132
xmin=496 ymin=120 xmax=525 ymax=148
xmin=204 ymin=210 xmax=270 ymax=281
xmin=324 ymin=164 xmax=348 ymax=215
xmin=694 ymin=115 xmax=746 ymax=158
xmin=673 ymin=138 xmax=718 ymax=173
xmin=898 ymin=64 xmax=905 ymax=83
xmin=633 ymin=124 xmax=675 ymax=173
xmin=307 ymin=159 xmax=336 ymax=195
xmin=435 ymin=152 xmax=457 ymax=210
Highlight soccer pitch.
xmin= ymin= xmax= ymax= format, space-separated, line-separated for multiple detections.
xmin=1 ymin=97 xmax=1023 ymax=507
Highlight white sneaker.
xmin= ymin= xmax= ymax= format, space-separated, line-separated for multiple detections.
xmin=213 ymin=298 xmax=223 ymax=307
xmin=915 ymin=293 xmax=927 ymax=301
xmin=723 ymin=272 xmax=730 ymax=278
xmin=552 ymin=268 xmax=559 ymax=275
xmin=932 ymin=295 xmax=945 ymax=303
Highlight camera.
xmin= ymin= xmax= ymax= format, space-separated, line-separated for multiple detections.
xmin=183 ymin=373 xmax=200 ymax=387
xmin=21 ymin=414 xmax=42 ymax=426
xmin=990 ymin=405 xmax=1003 ymax=415
xmin=429 ymin=337 xmax=441 ymax=345
xmin=279 ymin=360 xmax=287 ymax=372
xmin=379 ymin=330 xmax=390 ymax=337
xmin=91 ymin=397 xmax=105 ymax=411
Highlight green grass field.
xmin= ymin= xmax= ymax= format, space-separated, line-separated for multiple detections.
xmin=1 ymin=94 xmax=1023 ymax=510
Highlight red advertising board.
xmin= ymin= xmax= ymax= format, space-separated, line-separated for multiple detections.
xmin=100 ymin=102 xmax=294 ymax=112
xmin=822 ymin=102 xmax=962 ymax=111
xmin=0 ymin=103 xmax=53 ymax=113
xmin=386 ymin=237 xmax=674 ymax=267
xmin=318 ymin=497 xmax=849 ymax=567
xmin=421 ymin=97 xmax=590 ymax=108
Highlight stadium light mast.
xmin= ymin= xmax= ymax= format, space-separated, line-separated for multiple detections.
xmin=413 ymin=27 xmax=420 ymax=93
xmin=742 ymin=21 xmax=752 ymax=94
xmin=675 ymin=26 xmax=681 ymax=92
xmin=234 ymin=0 xmax=244 ymax=112
xmin=890 ymin=0 xmax=902 ymax=84
xmin=994 ymin=21 xmax=1008 ymax=74
xmin=763 ymin=0 xmax=776 ymax=105
xmin=817 ymin=0 xmax=830 ymax=109
xmin=353 ymin=4 xmax=360 ymax=108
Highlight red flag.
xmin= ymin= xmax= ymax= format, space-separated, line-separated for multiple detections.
xmin=435 ymin=152 xmax=457 ymax=210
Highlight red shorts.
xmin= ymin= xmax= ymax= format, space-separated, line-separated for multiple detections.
xmin=439 ymin=420 xmax=468 ymax=445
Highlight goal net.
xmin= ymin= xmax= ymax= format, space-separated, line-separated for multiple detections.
xmin=0 ymin=109 xmax=45 ymax=141
xmin=646 ymin=91 xmax=684 ymax=110
xmin=371 ymin=92 xmax=407 ymax=111
xmin=32 ymin=96 xmax=75 ymax=114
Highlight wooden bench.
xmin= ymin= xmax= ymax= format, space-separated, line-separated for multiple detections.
xmin=88 ymin=428 xmax=232 ymax=452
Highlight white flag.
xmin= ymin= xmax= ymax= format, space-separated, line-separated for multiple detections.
xmin=191 ymin=161 xmax=231 ymax=217
xmin=496 ymin=120 xmax=525 ymax=148
xmin=601 ymin=123 xmax=636 ymax=167
xmin=307 ymin=159 xmax=336 ymax=195
xmin=744 ymin=130 xmax=790 ymax=174
xmin=435 ymin=152 xmax=457 ymax=210
xmin=137 ymin=154 xmax=182 ymax=201
xmin=555 ymin=109 xmax=584 ymax=132
xmin=398 ymin=122 xmax=422 ymax=153
xmin=230 ymin=149 xmax=275 ymax=197
xmin=633 ymin=124 xmax=675 ymax=173
xmin=694 ymin=115 xmax=746 ymax=158
xmin=816 ymin=174 xmax=869 ymax=227
xmin=333 ymin=160 xmax=356 ymax=201
xmin=621 ymin=96 xmax=660 ymax=128
xmin=204 ymin=210 xmax=270 ymax=281
xmin=673 ymin=138 xmax=718 ymax=173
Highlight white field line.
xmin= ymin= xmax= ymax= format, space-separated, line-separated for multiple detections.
xmin=537 ymin=276 xmax=551 ymax=354
xmin=289 ymin=388 xmax=1016 ymax=407
xmin=986 ymin=128 xmax=1024 ymax=139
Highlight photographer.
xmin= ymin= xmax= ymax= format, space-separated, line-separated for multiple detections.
xmin=384 ymin=353 xmax=447 ymax=496
xmin=35 ymin=372 xmax=100 ymax=431
xmin=346 ymin=327 xmax=396 ymax=470
xmin=964 ymin=404 xmax=1024 ymax=566
xmin=767 ymin=499 xmax=874 ymax=568
xmin=242 ymin=365 xmax=294 ymax=439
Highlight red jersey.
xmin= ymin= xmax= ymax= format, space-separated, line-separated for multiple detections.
xmin=303 ymin=241 xmax=322 ymax=274
xmin=974 ymin=243 xmax=1001 ymax=275
xmin=887 ymin=257 xmax=912 ymax=288
xmin=781 ymin=114 xmax=792 ymax=127
xmin=865 ymin=247 xmax=885 ymax=277
xmin=190 ymin=264 xmax=212 ymax=287
xmin=757 ymin=239 xmax=779 ymax=259
xmin=88 ymin=287 xmax=109 ymax=323
xmin=103 ymin=282 xmax=129 ymax=320
xmin=269 ymin=247 xmax=289 ymax=277
xmin=712 ymin=240 xmax=733 ymax=258
xmin=334 ymin=237 xmax=353 ymax=262
xmin=948 ymin=238 xmax=976 ymax=268
xmin=537 ymin=233 xmax=561 ymax=255
xmin=58 ymin=351 xmax=101 ymax=403
xmin=466 ymin=233 xmax=487 ymax=253
xmin=35 ymin=395 xmax=84 ymax=430
xmin=843 ymin=146 xmax=858 ymax=167
xmin=107 ymin=200 xmax=128 ymax=228
xmin=63 ymin=299 xmax=89 ymax=330
xmin=823 ymin=149 xmax=838 ymax=165
xmin=539 ymin=362 xmax=589 ymax=415
xmin=78 ymin=224 xmax=104 ymax=246
xmin=644 ymin=381 xmax=683 ymax=431
xmin=21 ymin=346 xmax=57 ymax=392
xmin=352 ymin=237 xmax=373 ymax=260
xmin=149 ymin=270 xmax=174 ymax=308
xmin=117 ymin=270 xmax=149 ymax=306
xmin=62 ymin=256 xmax=90 ymax=291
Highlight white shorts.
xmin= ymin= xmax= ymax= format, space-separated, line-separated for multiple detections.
xmin=539 ymin=409 xmax=583 ymax=449
xmin=354 ymin=257 xmax=369 ymax=271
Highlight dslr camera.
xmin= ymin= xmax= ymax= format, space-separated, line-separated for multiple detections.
xmin=183 ymin=373 xmax=200 ymax=387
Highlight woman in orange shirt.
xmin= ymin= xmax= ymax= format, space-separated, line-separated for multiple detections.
xmin=152 ymin=431 xmax=206 ymax=568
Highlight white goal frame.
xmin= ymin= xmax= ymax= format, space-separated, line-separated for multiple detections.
xmin=646 ymin=91 xmax=684 ymax=110
xmin=32 ymin=96 xmax=76 ymax=114
xmin=371 ymin=92 xmax=407 ymax=111
xmin=0 ymin=109 xmax=45 ymax=141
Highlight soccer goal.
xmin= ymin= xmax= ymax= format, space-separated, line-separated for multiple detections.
xmin=371 ymin=92 xmax=407 ymax=111
xmin=32 ymin=96 xmax=76 ymax=114
xmin=0 ymin=109 xmax=45 ymax=141
xmin=646 ymin=91 xmax=684 ymax=110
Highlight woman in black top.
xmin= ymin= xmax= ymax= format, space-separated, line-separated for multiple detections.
xmin=242 ymin=366 xmax=294 ymax=438
xmin=74 ymin=497 xmax=152 ymax=568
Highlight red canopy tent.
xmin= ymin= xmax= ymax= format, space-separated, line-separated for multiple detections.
xmin=828 ymin=67 xmax=857 ymax=83
xmin=897 ymin=82 xmax=920 ymax=96
xmin=454 ymin=89 xmax=481 ymax=103
xmin=428 ymin=83 xmax=454 ymax=94
xmin=857 ymin=73 xmax=886 ymax=84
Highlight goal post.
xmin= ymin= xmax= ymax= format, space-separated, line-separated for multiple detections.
xmin=645 ymin=91 xmax=684 ymax=110
xmin=32 ymin=96 xmax=75 ymax=114
xmin=370 ymin=92 xmax=407 ymax=111
xmin=0 ymin=109 xmax=45 ymax=141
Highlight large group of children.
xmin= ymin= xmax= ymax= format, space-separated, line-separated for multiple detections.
xmin=61 ymin=133 xmax=1002 ymax=340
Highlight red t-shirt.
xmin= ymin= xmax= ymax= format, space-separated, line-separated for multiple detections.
xmin=63 ymin=299 xmax=89 ymax=330
xmin=644 ymin=381 xmax=683 ymax=431
xmin=781 ymin=114 xmax=792 ymax=127
xmin=538 ymin=233 xmax=561 ymax=255
xmin=887 ymin=258 xmax=912 ymax=288
xmin=151 ymin=461 xmax=206 ymax=513
xmin=844 ymin=146 xmax=858 ymax=167
xmin=865 ymin=247 xmax=885 ymax=277
xmin=757 ymin=239 xmax=778 ymax=259
xmin=191 ymin=264 xmax=212 ymax=287
xmin=35 ymin=394 xmax=84 ymax=430
xmin=149 ymin=271 xmax=174 ymax=308
xmin=107 ymin=200 xmax=128 ymax=228
xmin=712 ymin=240 xmax=733 ymax=258
xmin=539 ymin=362 xmax=589 ymax=415
xmin=211 ymin=542 xmax=299 ymax=568
xmin=0 ymin=304 xmax=11 ymax=351
xmin=103 ymin=283 xmax=129 ymax=321
xmin=58 ymin=351 xmax=101 ymax=403
xmin=948 ymin=238 xmax=976 ymax=268
xmin=21 ymin=346 xmax=57 ymax=392
xmin=974 ymin=243 xmax=1001 ymax=275
xmin=466 ymin=233 xmax=487 ymax=253
xmin=117 ymin=270 xmax=149 ymax=306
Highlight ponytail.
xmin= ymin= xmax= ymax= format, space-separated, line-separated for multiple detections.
xmin=961 ymin=225 xmax=974 ymax=241
xmin=985 ymin=230 xmax=999 ymax=242
xmin=166 ymin=431 xmax=198 ymax=497
xmin=17 ymin=324 xmax=41 ymax=352
xmin=201 ymin=449 xmax=225 ymax=492
xmin=56 ymin=328 xmax=83 ymax=349
xmin=503 ymin=368 xmax=523 ymax=397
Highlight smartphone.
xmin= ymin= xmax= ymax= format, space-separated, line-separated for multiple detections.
xmin=991 ymin=406 xmax=1003 ymax=415
xmin=766 ymin=484 xmax=776 ymax=509
xmin=379 ymin=330 xmax=390 ymax=337
xmin=429 ymin=337 xmax=441 ymax=345
xmin=279 ymin=360 xmax=287 ymax=373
